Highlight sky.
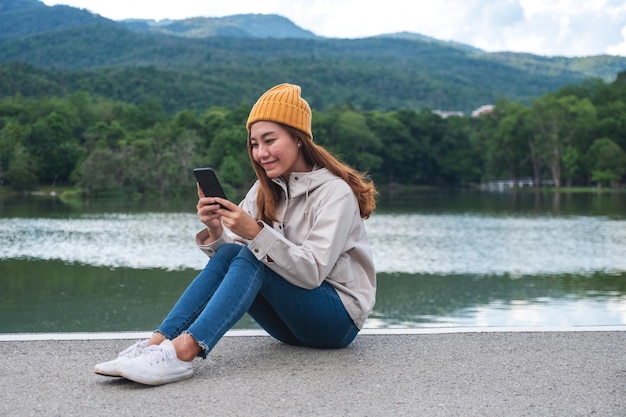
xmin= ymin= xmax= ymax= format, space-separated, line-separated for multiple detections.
xmin=41 ymin=0 xmax=626 ymax=57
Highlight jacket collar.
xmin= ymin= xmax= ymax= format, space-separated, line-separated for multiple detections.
xmin=271 ymin=166 xmax=337 ymax=199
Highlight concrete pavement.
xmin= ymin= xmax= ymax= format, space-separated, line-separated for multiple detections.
xmin=0 ymin=328 xmax=624 ymax=416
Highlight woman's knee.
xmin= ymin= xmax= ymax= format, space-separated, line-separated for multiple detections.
xmin=213 ymin=243 xmax=244 ymax=261
xmin=235 ymin=245 xmax=259 ymax=263
xmin=200 ymin=244 xmax=246 ymax=273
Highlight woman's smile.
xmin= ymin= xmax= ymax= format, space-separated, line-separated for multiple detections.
xmin=250 ymin=121 xmax=308 ymax=179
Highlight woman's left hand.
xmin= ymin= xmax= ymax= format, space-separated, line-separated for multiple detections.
xmin=214 ymin=197 xmax=263 ymax=240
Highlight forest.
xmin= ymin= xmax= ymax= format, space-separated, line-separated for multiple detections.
xmin=0 ymin=1 xmax=625 ymax=196
xmin=1 ymin=71 xmax=624 ymax=197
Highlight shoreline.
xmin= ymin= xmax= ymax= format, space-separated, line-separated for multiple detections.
xmin=1 ymin=325 xmax=624 ymax=341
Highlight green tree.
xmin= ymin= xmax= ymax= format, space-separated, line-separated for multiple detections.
xmin=593 ymin=99 xmax=626 ymax=152
xmin=4 ymin=143 xmax=38 ymax=190
xmin=387 ymin=109 xmax=440 ymax=184
xmin=585 ymin=138 xmax=626 ymax=187
xmin=561 ymin=146 xmax=581 ymax=187
xmin=112 ymin=99 xmax=167 ymax=131
xmin=66 ymin=91 xmax=98 ymax=132
xmin=483 ymin=100 xmax=532 ymax=182
xmin=528 ymin=94 xmax=597 ymax=187
xmin=82 ymin=121 xmax=126 ymax=151
xmin=172 ymin=109 xmax=204 ymax=135
xmin=75 ymin=147 xmax=129 ymax=192
xmin=24 ymin=111 xmax=85 ymax=185
xmin=366 ymin=110 xmax=414 ymax=184
xmin=0 ymin=119 xmax=29 ymax=180
xmin=204 ymin=124 xmax=248 ymax=181
xmin=317 ymin=107 xmax=383 ymax=174
xmin=219 ymin=155 xmax=246 ymax=197
xmin=436 ymin=116 xmax=482 ymax=186
xmin=161 ymin=130 xmax=201 ymax=196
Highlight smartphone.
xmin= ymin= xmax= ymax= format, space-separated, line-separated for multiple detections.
xmin=193 ymin=167 xmax=228 ymax=208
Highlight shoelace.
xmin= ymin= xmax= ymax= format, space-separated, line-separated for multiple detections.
xmin=142 ymin=343 xmax=176 ymax=365
xmin=118 ymin=341 xmax=146 ymax=358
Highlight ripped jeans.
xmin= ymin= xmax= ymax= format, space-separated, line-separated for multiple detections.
xmin=156 ymin=243 xmax=359 ymax=356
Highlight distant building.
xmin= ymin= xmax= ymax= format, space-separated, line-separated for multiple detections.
xmin=471 ymin=104 xmax=495 ymax=118
xmin=432 ymin=110 xmax=464 ymax=118
xmin=480 ymin=178 xmax=555 ymax=191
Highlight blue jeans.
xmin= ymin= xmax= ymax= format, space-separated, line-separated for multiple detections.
xmin=156 ymin=244 xmax=359 ymax=356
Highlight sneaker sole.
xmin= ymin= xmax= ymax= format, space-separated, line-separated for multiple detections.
xmin=94 ymin=369 xmax=123 ymax=377
xmin=119 ymin=369 xmax=194 ymax=386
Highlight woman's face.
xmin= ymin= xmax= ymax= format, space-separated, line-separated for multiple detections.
xmin=249 ymin=121 xmax=310 ymax=179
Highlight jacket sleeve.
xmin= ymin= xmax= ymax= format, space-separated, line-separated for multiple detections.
xmin=246 ymin=181 xmax=357 ymax=289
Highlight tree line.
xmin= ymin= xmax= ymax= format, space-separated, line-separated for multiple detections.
xmin=1 ymin=72 xmax=625 ymax=196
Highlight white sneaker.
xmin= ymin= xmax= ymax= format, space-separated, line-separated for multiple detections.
xmin=118 ymin=339 xmax=194 ymax=386
xmin=94 ymin=339 xmax=149 ymax=377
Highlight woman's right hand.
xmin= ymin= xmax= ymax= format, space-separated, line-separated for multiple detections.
xmin=196 ymin=184 xmax=224 ymax=240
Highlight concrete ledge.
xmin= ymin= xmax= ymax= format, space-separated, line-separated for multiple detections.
xmin=1 ymin=330 xmax=624 ymax=416
xmin=1 ymin=325 xmax=624 ymax=341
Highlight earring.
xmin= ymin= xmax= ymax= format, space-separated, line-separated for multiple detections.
xmin=298 ymin=142 xmax=302 ymax=147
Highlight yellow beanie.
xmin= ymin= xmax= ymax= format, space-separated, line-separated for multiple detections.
xmin=246 ymin=83 xmax=312 ymax=139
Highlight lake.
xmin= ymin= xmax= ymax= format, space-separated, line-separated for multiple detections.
xmin=1 ymin=188 xmax=625 ymax=333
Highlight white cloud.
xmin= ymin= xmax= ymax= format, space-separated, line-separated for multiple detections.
xmin=481 ymin=0 xmax=525 ymax=26
xmin=607 ymin=26 xmax=626 ymax=56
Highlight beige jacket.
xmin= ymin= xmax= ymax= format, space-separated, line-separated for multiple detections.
xmin=195 ymin=167 xmax=376 ymax=329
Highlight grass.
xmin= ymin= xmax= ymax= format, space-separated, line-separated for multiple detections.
xmin=536 ymin=186 xmax=625 ymax=193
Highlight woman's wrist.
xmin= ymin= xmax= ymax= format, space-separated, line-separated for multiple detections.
xmin=206 ymin=225 xmax=222 ymax=243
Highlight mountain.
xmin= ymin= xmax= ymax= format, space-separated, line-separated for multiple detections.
xmin=374 ymin=32 xmax=482 ymax=53
xmin=484 ymin=52 xmax=626 ymax=85
xmin=0 ymin=0 xmax=625 ymax=115
xmin=122 ymin=14 xmax=318 ymax=39
xmin=0 ymin=0 xmax=115 ymax=39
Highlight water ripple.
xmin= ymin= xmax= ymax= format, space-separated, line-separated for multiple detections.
xmin=1 ymin=212 xmax=625 ymax=274
xmin=367 ymin=213 xmax=626 ymax=275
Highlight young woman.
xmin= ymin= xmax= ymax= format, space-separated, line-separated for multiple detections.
xmin=94 ymin=83 xmax=378 ymax=385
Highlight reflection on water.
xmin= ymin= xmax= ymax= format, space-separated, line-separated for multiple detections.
xmin=0 ymin=189 xmax=625 ymax=332
xmin=368 ymin=272 xmax=626 ymax=328
xmin=1 ymin=260 xmax=624 ymax=332
xmin=0 ymin=259 xmax=192 ymax=333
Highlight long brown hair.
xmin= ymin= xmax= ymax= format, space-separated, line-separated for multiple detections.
xmin=248 ymin=123 xmax=378 ymax=224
